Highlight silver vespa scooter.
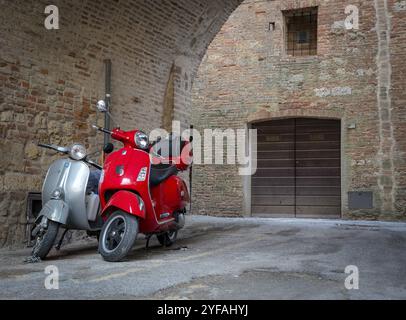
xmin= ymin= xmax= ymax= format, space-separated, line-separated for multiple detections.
xmin=30 ymin=143 xmax=104 ymax=260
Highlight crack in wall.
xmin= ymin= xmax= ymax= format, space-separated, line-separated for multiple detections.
xmin=374 ymin=0 xmax=396 ymax=213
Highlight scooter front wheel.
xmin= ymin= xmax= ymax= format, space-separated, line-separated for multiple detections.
xmin=98 ymin=211 xmax=139 ymax=262
xmin=32 ymin=219 xmax=60 ymax=259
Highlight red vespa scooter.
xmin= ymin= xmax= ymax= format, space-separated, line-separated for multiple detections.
xmin=93 ymin=102 xmax=192 ymax=262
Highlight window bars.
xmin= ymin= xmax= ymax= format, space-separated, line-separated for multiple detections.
xmin=284 ymin=7 xmax=318 ymax=56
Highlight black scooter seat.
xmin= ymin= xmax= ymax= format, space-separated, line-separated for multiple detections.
xmin=149 ymin=163 xmax=178 ymax=187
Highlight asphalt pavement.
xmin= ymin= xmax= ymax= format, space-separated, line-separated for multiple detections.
xmin=0 ymin=215 xmax=405 ymax=299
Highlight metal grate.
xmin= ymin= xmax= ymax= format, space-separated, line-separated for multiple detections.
xmin=284 ymin=7 xmax=318 ymax=56
xmin=348 ymin=192 xmax=373 ymax=209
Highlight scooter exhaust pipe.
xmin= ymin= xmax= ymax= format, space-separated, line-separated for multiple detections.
xmin=174 ymin=213 xmax=185 ymax=230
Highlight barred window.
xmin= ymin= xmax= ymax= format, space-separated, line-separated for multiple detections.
xmin=284 ymin=7 xmax=318 ymax=56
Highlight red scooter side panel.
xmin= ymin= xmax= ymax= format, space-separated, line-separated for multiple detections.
xmin=101 ymin=190 xmax=146 ymax=219
xmin=150 ymin=175 xmax=190 ymax=217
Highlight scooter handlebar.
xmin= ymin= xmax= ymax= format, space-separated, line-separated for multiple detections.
xmin=92 ymin=125 xmax=112 ymax=135
xmin=85 ymin=158 xmax=103 ymax=170
xmin=38 ymin=143 xmax=54 ymax=150
xmin=38 ymin=143 xmax=69 ymax=154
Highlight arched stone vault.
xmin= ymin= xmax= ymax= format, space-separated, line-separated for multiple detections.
xmin=0 ymin=0 xmax=244 ymax=246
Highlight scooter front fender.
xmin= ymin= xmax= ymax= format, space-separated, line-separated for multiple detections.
xmin=35 ymin=199 xmax=69 ymax=225
xmin=101 ymin=190 xmax=146 ymax=220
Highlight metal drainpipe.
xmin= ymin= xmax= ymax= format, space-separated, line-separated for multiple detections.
xmin=104 ymin=59 xmax=112 ymax=145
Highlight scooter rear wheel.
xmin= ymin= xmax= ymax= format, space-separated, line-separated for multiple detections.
xmin=99 ymin=211 xmax=138 ymax=262
xmin=157 ymin=230 xmax=178 ymax=247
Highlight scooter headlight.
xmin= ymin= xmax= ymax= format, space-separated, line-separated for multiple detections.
xmin=135 ymin=131 xmax=149 ymax=150
xmin=69 ymin=144 xmax=87 ymax=160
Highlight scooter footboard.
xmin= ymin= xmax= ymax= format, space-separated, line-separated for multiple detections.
xmin=101 ymin=190 xmax=146 ymax=219
xmin=36 ymin=200 xmax=69 ymax=225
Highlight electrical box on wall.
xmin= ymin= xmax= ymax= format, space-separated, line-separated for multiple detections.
xmin=348 ymin=191 xmax=373 ymax=209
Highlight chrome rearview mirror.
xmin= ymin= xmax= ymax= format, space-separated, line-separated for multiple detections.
xmin=96 ymin=100 xmax=107 ymax=113
xmin=95 ymin=97 xmax=120 ymax=129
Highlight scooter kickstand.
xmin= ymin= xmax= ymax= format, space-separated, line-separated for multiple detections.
xmin=145 ymin=235 xmax=152 ymax=250
xmin=55 ymin=229 xmax=69 ymax=251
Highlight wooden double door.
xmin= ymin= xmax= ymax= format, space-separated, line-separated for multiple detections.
xmin=251 ymin=118 xmax=341 ymax=218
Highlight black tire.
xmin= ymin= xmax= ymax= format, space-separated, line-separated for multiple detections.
xmin=157 ymin=230 xmax=178 ymax=247
xmin=32 ymin=220 xmax=60 ymax=259
xmin=98 ymin=211 xmax=139 ymax=262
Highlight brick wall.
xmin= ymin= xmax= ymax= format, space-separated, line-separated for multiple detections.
xmin=192 ymin=0 xmax=406 ymax=220
xmin=0 ymin=0 xmax=242 ymax=247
